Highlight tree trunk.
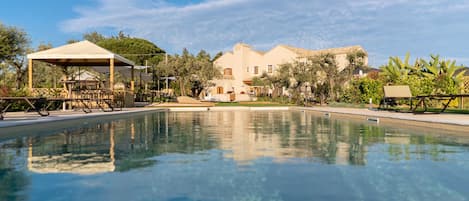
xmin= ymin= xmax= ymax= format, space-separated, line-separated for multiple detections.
xmin=15 ymin=73 xmax=23 ymax=89
xmin=14 ymin=63 xmax=25 ymax=89
xmin=179 ymin=79 xmax=185 ymax=96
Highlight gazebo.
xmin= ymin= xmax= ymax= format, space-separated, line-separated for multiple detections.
xmin=27 ymin=40 xmax=135 ymax=94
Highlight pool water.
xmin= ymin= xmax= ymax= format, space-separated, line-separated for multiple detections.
xmin=1 ymin=110 xmax=469 ymax=201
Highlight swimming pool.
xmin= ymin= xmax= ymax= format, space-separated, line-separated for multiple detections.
xmin=1 ymin=110 xmax=468 ymax=201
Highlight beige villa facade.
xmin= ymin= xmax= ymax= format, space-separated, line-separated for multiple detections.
xmin=206 ymin=43 xmax=367 ymax=102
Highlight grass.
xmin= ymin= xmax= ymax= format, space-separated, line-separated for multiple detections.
xmin=370 ymin=104 xmax=469 ymax=114
xmin=418 ymin=107 xmax=469 ymax=114
xmin=327 ymin=102 xmax=368 ymax=108
xmin=215 ymin=100 xmax=469 ymax=114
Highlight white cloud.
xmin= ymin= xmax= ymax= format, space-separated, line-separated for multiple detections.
xmin=61 ymin=0 xmax=353 ymax=52
xmin=60 ymin=0 xmax=469 ymax=67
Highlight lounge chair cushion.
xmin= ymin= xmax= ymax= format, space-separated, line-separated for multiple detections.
xmin=383 ymin=85 xmax=412 ymax=98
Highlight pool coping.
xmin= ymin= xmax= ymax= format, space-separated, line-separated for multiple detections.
xmin=2 ymin=106 xmax=468 ymax=135
xmin=162 ymin=106 xmax=469 ymax=133
xmin=292 ymin=106 xmax=469 ymax=134
xmin=0 ymin=108 xmax=166 ymax=130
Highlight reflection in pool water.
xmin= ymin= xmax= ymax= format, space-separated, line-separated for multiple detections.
xmin=1 ymin=110 xmax=469 ymax=201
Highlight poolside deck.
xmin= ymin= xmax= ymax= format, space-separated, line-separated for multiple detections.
xmin=298 ymin=107 xmax=469 ymax=126
xmin=0 ymin=108 xmax=164 ymax=128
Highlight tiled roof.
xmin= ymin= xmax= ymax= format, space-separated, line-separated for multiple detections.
xmin=278 ymin=45 xmax=365 ymax=57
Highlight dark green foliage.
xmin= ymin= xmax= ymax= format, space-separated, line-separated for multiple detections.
xmin=97 ymin=36 xmax=165 ymax=65
xmin=0 ymin=22 xmax=30 ymax=89
xmin=83 ymin=31 xmax=106 ymax=44
xmin=157 ymin=49 xmax=221 ymax=97
xmin=261 ymin=49 xmax=368 ymax=105
xmin=380 ymin=53 xmax=465 ymax=96
xmin=342 ymin=77 xmax=383 ymax=104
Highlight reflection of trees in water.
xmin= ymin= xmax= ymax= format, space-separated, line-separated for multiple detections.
xmin=244 ymin=111 xmax=468 ymax=165
xmin=27 ymin=111 xmax=219 ymax=173
xmin=0 ymin=139 xmax=29 ymax=201
xmin=3 ymin=111 xmax=469 ymax=200
xmin=116 ymin=112 xmax=217 ymax=171
xmin=7 ymin=111 xmax=469 ymax=177
xmin=386 ymin=134 xmax=464 ymax=162
xmin=250 ymin=111 xmax=369 ymax=165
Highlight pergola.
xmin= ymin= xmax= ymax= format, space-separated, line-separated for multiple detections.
xmin=26 ymin=40 xmax=135 ymax=92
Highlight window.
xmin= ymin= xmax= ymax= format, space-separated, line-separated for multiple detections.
xmin=217 ymin=87 xmax=224 ymax=94
xmin=268 ymin=65 xmax=273 ymax=73
xmin=223 ymin=68 xmax=232 ymax=76
xmin=254 ymin=66 xmax=259 ymax=74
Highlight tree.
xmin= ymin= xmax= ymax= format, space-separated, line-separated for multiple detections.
xmin=157 ymin=49 xmax=222 ymax=98
xmin=421 ymin=55 xmax=465 ymax=94
xmin=285 ymin=60 xmax=315 ymax=104
xmin=211 ymin=51 xmax=223 ymax=62
xmin=66 ymin=39 xmax=79 ymax=44
xmin=32 ymin=43 xmax=64 ymax=88
xmin=342 ymin=77 xmax=383 ymax=104
xmin=340 ymin=50 xmax=368 ymax=88
xmin=254 ymin=63 xmax=293 ymax=100
xmin=93 ymin=33 xmax=166 ymax=92
xmin=380 ymin=53 xmax=412 ymax=85
xmin=97 ymin=36 xmax=165 ymax=65
xmin=312 ymin=53 xmax=339 ymax=103
xmin=83 ymin=31 xmax=106 ymax=43
xmin=0 ymin=23 xmax=30 ymax=89
xmin=191 ymin=50 xmax=222 ymax=98
xmin=270 ymin=64 xmax=292 ymax=97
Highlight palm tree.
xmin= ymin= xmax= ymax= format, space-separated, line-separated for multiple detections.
xmin=380 ymin=53 xmax=412 ymax=85
xmin=421 ymin=55 xmax=465 ymax=94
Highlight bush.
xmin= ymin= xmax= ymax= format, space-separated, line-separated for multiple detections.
xmin=341 ymin=77 xmax=383 ymax=104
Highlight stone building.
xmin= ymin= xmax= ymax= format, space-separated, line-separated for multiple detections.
xmin=208 ymin=43 xmax=367 ymax=101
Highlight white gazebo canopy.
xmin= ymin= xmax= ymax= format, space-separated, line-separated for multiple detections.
xmin=26 ymin=40 xmax=135 ymax=91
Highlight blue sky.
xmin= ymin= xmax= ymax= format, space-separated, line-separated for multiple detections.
xmin=1 ymin=0 xmax=469 ymax=67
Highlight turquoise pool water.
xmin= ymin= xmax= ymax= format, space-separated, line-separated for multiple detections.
xmin=1 ymin=110 xmax=469 ymax=201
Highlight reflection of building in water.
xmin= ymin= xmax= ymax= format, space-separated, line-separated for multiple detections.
xmin=206 ymin=111 xmax=369 ymax=166
xmin=209 ymin=111 xmax=314 ymax=163
xmin=217 ymin=111 xmax=294 ymax=163
xmin=17 ymin=110 xmax=469 ymax=174
xmin=384 ymin=133 xmax=411 ymax=145
xmin=25 ymin=110 xmax=372 ymax=173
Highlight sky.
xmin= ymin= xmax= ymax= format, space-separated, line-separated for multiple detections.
xmin=1 ymin=0 xmax=469 ymax=67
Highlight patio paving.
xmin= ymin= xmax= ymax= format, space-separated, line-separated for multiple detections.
xmin=298 ymin=106 xmax=469 ymax=126
xmin=0 ymin=108 xmax=164 ymax=128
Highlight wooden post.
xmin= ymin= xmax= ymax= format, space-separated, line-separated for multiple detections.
xmin=460 ymin=96 xmax=464 ymax=109
xmin=130 ymin=65 xmax=135 ymax=92
xmin=110 ymin=58 xmax=114 ymax=91
xmin=28 ymin=59 xmax=33 ymax=91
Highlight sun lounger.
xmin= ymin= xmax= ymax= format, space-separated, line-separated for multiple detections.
xmin=412 ymin=94 xmax=469 ymax=113
xmin=0 ymin=96 xmax=117 ymax=120
xmin=379 ymin=85 xmax=413 ymax=111
xmin=0 ymin=97 xmax=50 ymax=120
xmin=46 ymin=98 xmax=93 ymax=113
